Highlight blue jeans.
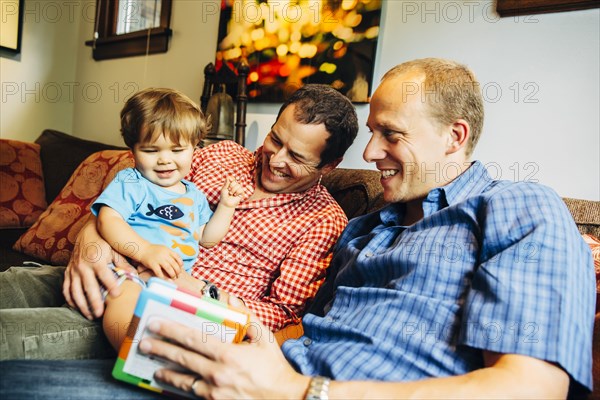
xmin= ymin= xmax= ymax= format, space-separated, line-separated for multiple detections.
xmin=0 ymin=359 xmax=162 ymax=399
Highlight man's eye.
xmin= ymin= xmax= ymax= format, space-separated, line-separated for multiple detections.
xmin=269 ymin=134 xmax=281 ymax=145
xmin=383 ymin=130 xmax=404 ymax=139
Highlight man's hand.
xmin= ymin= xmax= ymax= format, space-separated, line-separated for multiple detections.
xmin=138 ymin=304 xmax=310 ymax=399
xmin=137 ymin=244 xmax=183 ymax=279
xmin=63 ymin=217 xmax=135 ymax=319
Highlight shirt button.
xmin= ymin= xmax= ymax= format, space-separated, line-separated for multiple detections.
xmin=364 ymin=252 xmax=373 ymax=257
xmin=303 ymin=338 xmax=312 ymax=346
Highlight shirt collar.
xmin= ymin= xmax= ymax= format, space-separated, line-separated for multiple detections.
xmin=378 ymin=161 xmax=492 ymax=222
xmin=422 ymin=161 xmax=492 ymax=216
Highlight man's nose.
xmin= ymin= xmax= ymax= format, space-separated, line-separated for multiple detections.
xmin=363 ymin=133 xmax=386 ymax=163
xmin=269 ymin=150 xmax=287 ymax=166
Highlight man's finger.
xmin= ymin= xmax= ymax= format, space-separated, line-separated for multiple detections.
xmin=154 ymin=370 xmax=207 ymax=397
xmin=113 ymin=253 xmax=135 ymax=273
xmin=139 ymin=334 xmax=218 ymax=379
xmin=62 ymin=267 xmax=74 ymax=308
xmin=69 ymin=271 xmax=93 ymax=319
xmin=144 ymin=320 xmax=225 ymax=362
xmin=83 ymin=265 xmax=107 ymax=318
xmin=97 ymin=263 xmax=121 ymax=298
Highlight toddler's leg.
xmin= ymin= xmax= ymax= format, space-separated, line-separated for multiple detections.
xmin=102 ymin=280 xmax=144 ymax=351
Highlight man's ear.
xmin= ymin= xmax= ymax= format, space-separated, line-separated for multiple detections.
xmin=320 ymin=157 xmax=343 ymax=175
xmin=446 ymin=119 xmax=469 ymax=155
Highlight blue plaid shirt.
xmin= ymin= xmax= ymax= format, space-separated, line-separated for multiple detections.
xmin=282 ymin=161 xmax=595 ymax=392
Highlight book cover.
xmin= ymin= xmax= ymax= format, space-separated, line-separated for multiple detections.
xmin=112 ymin=277 xmax=250 ymax=398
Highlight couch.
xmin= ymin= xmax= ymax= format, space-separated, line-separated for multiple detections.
xmin=1 ymin=129 xmax=599 ymax=397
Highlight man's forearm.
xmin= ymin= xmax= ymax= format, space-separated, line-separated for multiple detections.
xmin=327 ymin=353 xmax=569 ymax=400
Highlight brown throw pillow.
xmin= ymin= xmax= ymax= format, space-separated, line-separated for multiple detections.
xmin=13 ymin=150 xmax=133 ymax=265
xmin=0 ymin=139 xmax=48 ymax=228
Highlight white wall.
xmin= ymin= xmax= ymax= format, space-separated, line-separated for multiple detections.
xmin=2 ymin=0 xmax=598 ymax=200
xmin=245 ymin=1 xmax=600 ymax=201
xmin=71 ymin=0 xmax=220 ymax=144
xmin=0 ymin=0 xmax=80 ymax=141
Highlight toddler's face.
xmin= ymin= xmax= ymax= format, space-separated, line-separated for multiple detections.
xmin=133 ymin=134 xmax=195 ymax=191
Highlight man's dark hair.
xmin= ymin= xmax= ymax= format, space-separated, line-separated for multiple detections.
xmin=275 ymin=84 xmax=358 ymax=168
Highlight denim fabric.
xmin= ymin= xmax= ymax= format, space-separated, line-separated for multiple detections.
xmin=0 ymin=359 xmax=161 ymax=399
xmin=0 ymin=266 xmax=114 ymax=360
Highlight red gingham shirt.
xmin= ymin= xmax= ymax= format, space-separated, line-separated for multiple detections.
xmin=186 ymin=141 xmax=348 ymax=331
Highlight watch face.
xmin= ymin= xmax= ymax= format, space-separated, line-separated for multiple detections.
xmin=207 ymin=284 xmax=220 ymax=300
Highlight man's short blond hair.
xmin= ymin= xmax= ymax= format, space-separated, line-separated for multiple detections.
xmin=382 ymin=58 xmax=484 ymax=156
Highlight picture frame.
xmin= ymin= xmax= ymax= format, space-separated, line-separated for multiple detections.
xmin=0 ymin=0 xmax=24 ymax=53
xmin=214 ymin=0 xmax=383 ymax=103
xmin=496 ymin=0 xmax=599 ymax=17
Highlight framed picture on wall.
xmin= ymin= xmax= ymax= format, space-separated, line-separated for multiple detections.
xmin=496 ymin=0 xmax=599 ymax=16
xmin=215 ymin=0 xmax=382 ymax=103
xmin=0 ymin=0 xmax=24 ymax=53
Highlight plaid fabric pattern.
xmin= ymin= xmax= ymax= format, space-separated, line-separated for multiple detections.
xmin=283 ymin=161 xmax=595 ymax=392
xmin=186 ymin=141 xmax=347 ymax=331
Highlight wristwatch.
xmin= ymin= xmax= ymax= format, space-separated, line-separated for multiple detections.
xmin=200 ymin=279 xmax=220 ymax=300
xmin=304 ymin=376 xmax=330 ymax=400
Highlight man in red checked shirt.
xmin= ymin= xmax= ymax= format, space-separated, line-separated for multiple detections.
xmin=0 ymin=84 xmax=358 ymax=360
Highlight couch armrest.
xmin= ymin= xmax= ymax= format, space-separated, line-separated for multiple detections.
xmin=563 ymin=197 xmax=600 ymax=237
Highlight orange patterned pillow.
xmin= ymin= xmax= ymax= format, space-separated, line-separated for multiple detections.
xmin=0 ymin=139 xmax=48 ymax=228
xmin=13 ymin=150 xmax=134 ymax=265
xmin=582 ymin=234 xmax=600 ymax=292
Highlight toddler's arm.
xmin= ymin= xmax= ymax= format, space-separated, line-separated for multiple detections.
xmin=199 ymin=177 xmax=243 ymax=248
xmin=97 ymin=206 xmax=183 ymax=278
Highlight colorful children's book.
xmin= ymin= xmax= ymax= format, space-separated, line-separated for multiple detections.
xmin=112 ymin=277 xmax=250 ymax=398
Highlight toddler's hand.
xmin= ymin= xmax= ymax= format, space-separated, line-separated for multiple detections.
xmin=138 ymin=244 xmax=183 ymax=279
xmin=220 ymin=176 xmax=244 ymax=208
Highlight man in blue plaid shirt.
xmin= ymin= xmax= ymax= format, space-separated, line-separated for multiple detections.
xmin=3 ymin=58 xmax=594 ymax=399
xmin=149 ymin=58 xmax=594 ymax=398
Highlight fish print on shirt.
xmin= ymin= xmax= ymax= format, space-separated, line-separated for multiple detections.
xmin=172 ymin=240 xmax=196 ymax=256
xmin=148 ymin=200 xmax=198 ymax=259
xmin=146 ymin=204 xmax=184 ymax=220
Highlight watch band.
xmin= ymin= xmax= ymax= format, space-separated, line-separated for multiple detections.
xmin=304 ymin=376 xmax=330 ymax=400
xmin=200 ymin=279 xmax=220 ymax=300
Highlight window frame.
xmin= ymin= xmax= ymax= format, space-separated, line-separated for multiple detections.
xmin=85 ymin=0 xmax=172 ymax=61
xmin=496 ymin=0 xmax=599 ymax=17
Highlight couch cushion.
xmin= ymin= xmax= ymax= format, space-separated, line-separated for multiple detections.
xmin=0 ymin=139 xmax=48 ymax=228
xmin=35 ymin=130 xmax=126 ymax=204
xmin=321 ymin=168 xmax=386 ymax=219
xmin=13 ymin=150 xmax=134 ymax=265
